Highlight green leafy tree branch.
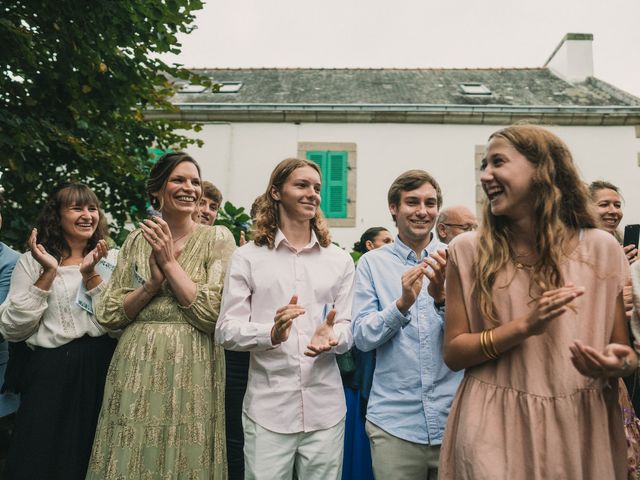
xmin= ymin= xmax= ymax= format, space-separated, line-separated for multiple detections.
xmin=0 ymin=0 xmax=208 ymax=247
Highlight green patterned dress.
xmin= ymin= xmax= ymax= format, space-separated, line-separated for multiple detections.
xmin=86 ymin=225 xmax=235 ymax=479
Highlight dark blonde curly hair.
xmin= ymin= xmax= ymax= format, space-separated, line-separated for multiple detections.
xmin=476 ymin=125 xmax=597 ymax=323
xmin=252 ymin=158 xmax=331 ymax=248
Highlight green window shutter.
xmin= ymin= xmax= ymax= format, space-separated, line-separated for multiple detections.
xmin=325 ymin=151 xmax=348 ymax=218
xmin=306 ymin=151 xmax=328 ymax=213
xmin=306 ymin=151 xmax=327 ymax=173
xmin=306 ymin=150 xmax=348 ymax=218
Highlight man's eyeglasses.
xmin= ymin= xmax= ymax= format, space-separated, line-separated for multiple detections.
xmin=442 ymin=223 xmax=478 ymax=232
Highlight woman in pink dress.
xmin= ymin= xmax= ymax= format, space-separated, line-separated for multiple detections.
xmin=440 ymin=124 xmax=637 ymax=479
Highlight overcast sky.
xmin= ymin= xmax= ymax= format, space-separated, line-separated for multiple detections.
xmin=165 ymin=0 xmax=640 ymax=97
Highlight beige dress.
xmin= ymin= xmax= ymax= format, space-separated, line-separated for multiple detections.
xmin=440 ymin=229 xmax=629 ymax=480
xmin=86 ymin=225 xmax=235 ymax=479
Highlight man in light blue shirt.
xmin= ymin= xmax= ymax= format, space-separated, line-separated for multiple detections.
xmin=352 ymin=170 xmax=463 ymax=479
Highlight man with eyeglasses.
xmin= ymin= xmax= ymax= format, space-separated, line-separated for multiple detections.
xmin=435 ymin=205 xmax=478 ymax=244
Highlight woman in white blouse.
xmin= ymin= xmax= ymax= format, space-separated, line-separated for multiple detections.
xmin=0 ymin=182 xmax=117 ymax=480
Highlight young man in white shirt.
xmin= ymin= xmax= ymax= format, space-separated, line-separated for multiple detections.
xmin=216 ymin=158 xmax=355 ymax=480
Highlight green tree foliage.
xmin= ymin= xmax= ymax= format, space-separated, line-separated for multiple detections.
xmin=0 ymin=0 xmax=208 ymax=247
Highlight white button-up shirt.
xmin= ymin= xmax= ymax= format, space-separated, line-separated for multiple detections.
xmin=216 ymin=230 xmax=354 ymax=433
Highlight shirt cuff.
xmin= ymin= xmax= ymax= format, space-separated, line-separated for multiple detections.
xmin=87 ymin=281 xmax=107 ymax=297
xmin=254 ymin=322 xmax=279 ymax=350
xmin=28 ymin=284 xmax=51 ymax=299
xmin=383 ymin=302 xmax=412 ymax=330
xmin=333 ymin=323 xmax=353 ymax=354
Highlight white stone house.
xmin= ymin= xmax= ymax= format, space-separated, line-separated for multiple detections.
xmin=149 ymin=33 xmax=640 ymax=248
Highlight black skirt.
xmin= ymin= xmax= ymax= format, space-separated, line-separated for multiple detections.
xmin=4 ymin=335 xmax=116 ymax=480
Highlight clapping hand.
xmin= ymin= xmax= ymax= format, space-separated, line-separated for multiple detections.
xmin=425 ymin=249 xmax=447 ymax=304
xmin=145 ymin=252 xmax=165 ymax=294
xmin=396 ymin=264 xmax=428 ymax=314
xmin=305 ymin=309 xmax=339 ymax=357
xmin=28 ymin=228 xmax=58 ymax=271
xmin=570 ymin=340 xmax=635 ymax=378
xmin=522 ymin=284 xmax=584 ymax=336
xmin=80 ymin=239 xmax=108 ymax=275
xmin=271 ymin=295 xmax=305 ymax=345
xmin=140 ymin=217 xmax=172 ymax=293
xmin=141 ymin=216 xmax=177 ymax=267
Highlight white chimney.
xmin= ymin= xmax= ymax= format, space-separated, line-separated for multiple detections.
xmin=543 ymin=33 xmax=594 ymax=83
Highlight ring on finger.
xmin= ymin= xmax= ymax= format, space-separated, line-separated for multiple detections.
xmin=622 ymin=357 xmax=630 ymax=370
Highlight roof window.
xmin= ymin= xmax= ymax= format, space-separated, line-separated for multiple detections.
xmin=217 ymin=82 xmax=243 ymax=93
xmin=177 ymin=83 xmax=207 ymax=94
xmin=459 ymin=83 xmax=491 ymax=95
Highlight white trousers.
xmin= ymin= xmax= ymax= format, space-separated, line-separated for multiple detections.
xmin=243 ymin=413 xmax=345 ymax=480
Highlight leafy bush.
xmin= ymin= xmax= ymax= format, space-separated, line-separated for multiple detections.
xmin=214 ymin=201 xmax=251 ymax=245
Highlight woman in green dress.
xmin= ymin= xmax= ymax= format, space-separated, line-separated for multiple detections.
xmin=87 ymin=152 xmax=235 ymax=479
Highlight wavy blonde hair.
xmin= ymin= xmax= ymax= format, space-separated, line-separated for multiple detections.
xmin=252 ymin=158 xmax=331 ymax=248
xmin=476 ymin=125 xmax=597 ymax=323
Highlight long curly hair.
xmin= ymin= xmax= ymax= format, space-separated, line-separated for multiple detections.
xmin=252 ymin=158 xmax=331 ymax=248
xmin=33 ymin=182 xmax=109 ymax=262
xmin=476 ymin=125 xmax=597 ymax=323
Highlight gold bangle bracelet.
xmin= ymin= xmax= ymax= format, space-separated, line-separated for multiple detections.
xmin=480 ymin=330 xmax=492 ymax=360
xmin=487 ymin=328 xmax=500 ymax=358
xmin=83 ymin=272 xmax=100 ymax=287
xmin=480 ymin=329 xmax=499 ymax=360
xmin=479 ymin=330 xmax=486 ymax=357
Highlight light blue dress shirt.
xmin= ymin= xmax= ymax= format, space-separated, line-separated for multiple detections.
xmin=0 ymin=241 xmax=20 ymax=416
xmin=352 ymin=235 xmax=463 ymax=445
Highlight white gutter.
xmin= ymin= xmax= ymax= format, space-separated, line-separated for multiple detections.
xmin=145 ymin=103 xmax=640 ymax=126
xmin=164 ymin=102 xmax=640 ymax=114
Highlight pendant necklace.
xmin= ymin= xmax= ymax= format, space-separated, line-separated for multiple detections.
xmin=512 ymin=249 xmax=534 ymax=270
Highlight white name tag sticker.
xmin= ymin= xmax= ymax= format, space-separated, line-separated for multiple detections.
xmin=75 ymin=258 xmax=116 ymax=315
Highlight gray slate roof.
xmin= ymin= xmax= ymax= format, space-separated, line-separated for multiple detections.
xmin=174 ymin=68 xmax=640 ymax=107
xmin=150 ymin=68 xmax=640 ymax=125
